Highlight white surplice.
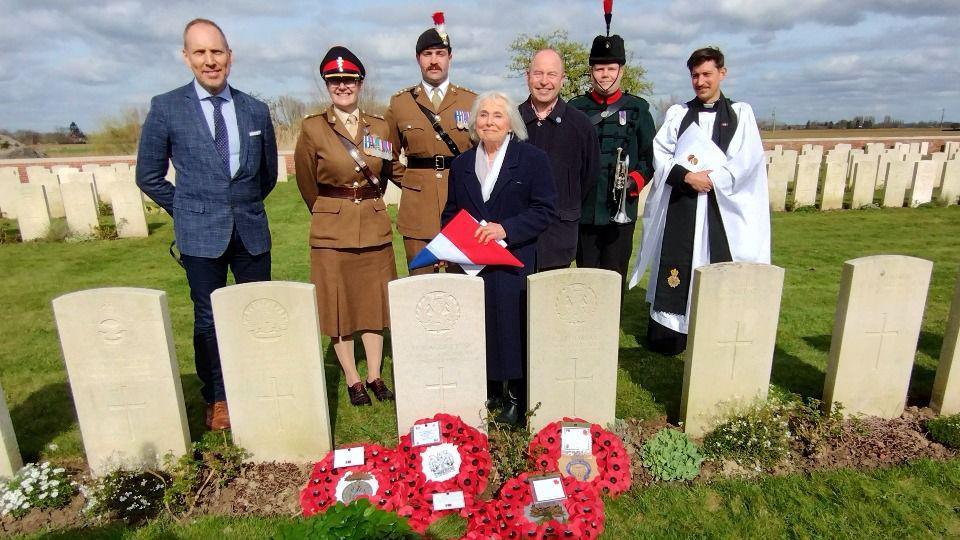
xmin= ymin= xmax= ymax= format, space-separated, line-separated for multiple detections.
xmin=627 ymin=101 xmax=771 ymax=333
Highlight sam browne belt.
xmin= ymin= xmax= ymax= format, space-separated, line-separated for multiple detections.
xmin=316 ymin=182 xmax=381 ymax=203
xmin=406 ymin=155 xmax=454 ymax=170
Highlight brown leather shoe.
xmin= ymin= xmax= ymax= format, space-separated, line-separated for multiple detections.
xmin=347 ymin=382 xmax=372 ymax=406
xmin=205 ymin=404 xmax=214 ymax=429
xmin=209 ymin=400 xmax=231 ymax=430
xmin=365 ymin=378 xmax=395 ymax=401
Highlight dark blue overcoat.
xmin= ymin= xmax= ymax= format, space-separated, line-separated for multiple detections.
xmin=442 ymin=137 xmax=558 ymax=381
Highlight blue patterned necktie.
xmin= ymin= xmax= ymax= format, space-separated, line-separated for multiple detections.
xmin=207 ymin=96 xmax=230 ymax=175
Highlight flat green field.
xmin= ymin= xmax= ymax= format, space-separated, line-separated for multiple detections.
xmin=2 ymin=182 xmax=959 ymax=538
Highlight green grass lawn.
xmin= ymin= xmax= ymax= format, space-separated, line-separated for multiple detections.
xmin=3 ymin=181 xmax=960 ymax=537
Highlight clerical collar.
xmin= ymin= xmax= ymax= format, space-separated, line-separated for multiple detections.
xmin=589 ymin=89 xmax=622 ymax=105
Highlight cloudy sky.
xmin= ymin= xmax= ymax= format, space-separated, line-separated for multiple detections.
xmin=1 ymin=0 xmax=957 ymax=132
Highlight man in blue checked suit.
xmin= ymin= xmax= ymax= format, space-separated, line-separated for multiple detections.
xmin=136 ymin=18 xmax=278 ymax=431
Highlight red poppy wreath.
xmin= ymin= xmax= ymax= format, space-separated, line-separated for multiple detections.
xmin=493 ymin=472 xmax=605 ymax=539
xmin=528 ymin=418 xmax=632 ymax=496
xmin=394 ymin=413 xmax=492 ymax=532
xmin=299 ymin=444 xmax=404 ymax=516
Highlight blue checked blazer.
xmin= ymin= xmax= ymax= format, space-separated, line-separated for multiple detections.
xmin=136 ymin=82 xmax=278 ymax=258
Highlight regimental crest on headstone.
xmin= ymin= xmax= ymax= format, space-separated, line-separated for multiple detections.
xmin=97 ymin=303 xmax=127 ymax=345
xmin=242 ymin=298 xmax=289 ymax=342
xmin=554 ymin=283 xmax=598 ymax=325
xmin=415 ymin=291 xmax=461 ymax=333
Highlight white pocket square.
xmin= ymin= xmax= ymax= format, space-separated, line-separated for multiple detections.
xmin=249 ymin=130 xmax=262 ymax=136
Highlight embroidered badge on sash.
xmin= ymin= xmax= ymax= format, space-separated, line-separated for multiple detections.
xmin=618 ymin=110 xmax=627 ymax=126
xmin=687 ymin=154 xmax=699 ymax=166
xmin=667 ymin=269 xmax=681 ymax=288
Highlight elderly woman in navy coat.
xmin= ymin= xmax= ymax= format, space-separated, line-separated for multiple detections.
xmin=441 ymin=90 xmax=558 ymax=425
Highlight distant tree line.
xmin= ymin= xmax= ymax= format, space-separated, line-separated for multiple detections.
xmin=2 ymin=122 xmax=87 ymax=145
xmin=759 ymin=115 xmax=959 ymax=131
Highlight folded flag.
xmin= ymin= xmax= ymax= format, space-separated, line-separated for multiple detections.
xmin=409 ymin=209 xmax=523 ymax=271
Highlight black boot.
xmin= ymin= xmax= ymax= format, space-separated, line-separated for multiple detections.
xmin=495 ymin=379 xmax=522 ymax=426
xmin=486 ymin=380 xmax=503 ymax=412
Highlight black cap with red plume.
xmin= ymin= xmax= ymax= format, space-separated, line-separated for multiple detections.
xmin=416 ymin=11 xmax=452 ymax=54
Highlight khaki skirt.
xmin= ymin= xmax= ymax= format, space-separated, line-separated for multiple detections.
xmin=310 ymin=243 xmax=397 ymax=336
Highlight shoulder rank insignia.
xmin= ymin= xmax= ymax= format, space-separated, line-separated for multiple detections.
xmin=393 ymin=85 xmax=417 ymax=97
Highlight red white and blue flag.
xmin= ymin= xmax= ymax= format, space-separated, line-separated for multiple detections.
xmin=409 ymin=209 xmax=523 ymax=274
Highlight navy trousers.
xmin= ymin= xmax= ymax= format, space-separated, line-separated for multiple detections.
xmin=180 ymin=228 xmax=271 ymax=404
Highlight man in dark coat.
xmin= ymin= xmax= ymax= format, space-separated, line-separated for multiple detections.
xmin=520 ymin=49 xmax=599 ymax=271
xmin=442 ymin=91 xmax=557 ymax=425
xmin=569 ymin=34 xmax=655 ymax=293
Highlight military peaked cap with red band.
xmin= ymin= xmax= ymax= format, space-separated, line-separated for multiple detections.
xmin=320 ymin=46 xmax=365 ymax=80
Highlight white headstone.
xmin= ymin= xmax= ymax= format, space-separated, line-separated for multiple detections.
xmin=15 ymin=184 xmax=51 ymax=241
xmin=383 ymin=182 xmax=401 ymax=206
xmin=29 ymin=171 xmax=65 ymax=218
xmin=94 ymin=168 xmax=120 ymax=204
xmin=920 ymin=141 xmax=930 ymax=155
xmin=111 ymin=163 xmax=132 ymax=175
xmin=526 ymin=269 xmax=620 ymax=432
xmin=25 ymin=166 xmax=50 ymax=183
xmin=681 ymin=263 xmax=785 ymax=437
xmin=52 ymin=288 xmax=190 ymax=475
xmin=109 ymin=181 xmax=149 ymax=238
xmin=0 ymin=384 xmax=23 ymax=479
xmin=938 ymin=160 xmax=960 ymax=205
xmin=81 ymin=163 xmax=101 ymax=173
xmin=766 ymin=160 xmax=790 ymax=212
xmin=909 ymin=142 xmax=921 ymax=154
xmin=51 ymin=165 xmax=78 ymax=175
xmin=908 ymin=161 xmax=935 ymax=207
xmin=820 ymin=160 xmax=846 ymax=211
xmin=882 ymin=160 xmax=914 ymax=208
xmin=59 ymin=170 xmax=95 ymax=188
xmin=780 ymin=151 xmax=799 ymax=185
xmin=823 ymin=256 xmax=932 ymax=419
xmin=61 ymin=181 xmax=100 ymax=236
xmin=0 ymin=167 xmax=19 ymax=219
xmin=211 ymin=281 xmax=332 ymax=462
xmin=165 ymin=161 xmax=177 ymax=186
xmin=276 ymin=154 xmax=288 ymax=183
xmin=850 ymin=159 xmax=877 ymax=208
xmin=932 ymin=271 xmax=960 ymax=415
xmin=791 ymin=158 xmax=820 ymax=208
xmin=389 ymin=275 xmax=487 ymax=435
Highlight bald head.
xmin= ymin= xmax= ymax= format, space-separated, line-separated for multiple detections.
xmin=529 ymin=49 xmax=564 ymax=76
xmin=527 ymin=49 xmax=565 ymax=108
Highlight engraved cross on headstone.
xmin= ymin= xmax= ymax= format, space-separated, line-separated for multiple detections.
xmin=555 ymin=357 xmax=594 ymax=412
xmin=717 ymin=320 xmax=753 ymax=379
xmin=425 ymin=366 xmax=458 ymax=411
xmin=106 ymin=385 xmax=147 ymax=441
xmin=865 ymin=312 xmax=899 ymax=369
xmin=257 ymin=377 xmax=296 ymax=432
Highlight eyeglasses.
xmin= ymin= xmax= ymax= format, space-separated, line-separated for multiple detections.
xmin=326 ymin=79 xmax=359 ymax=88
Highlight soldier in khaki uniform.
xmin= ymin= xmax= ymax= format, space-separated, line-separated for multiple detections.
xmin=295 ymin=46 xmax=396 ymax=406
xmin=385 ymin=12 xmax=476 ymax=275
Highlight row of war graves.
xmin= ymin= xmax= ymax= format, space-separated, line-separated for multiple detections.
xmin=765 ymin=140 xmax=960 ymax=211
xmin=2 ymin=139 xmax=958 ymax=244
xmin=1 ymin=258 xmax=960 ymax=479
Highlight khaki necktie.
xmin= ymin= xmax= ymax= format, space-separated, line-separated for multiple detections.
xmin=431 ymin=88 xmax=442 ymax=110
xmin=344 ymin=114 xmax=358 ymax=138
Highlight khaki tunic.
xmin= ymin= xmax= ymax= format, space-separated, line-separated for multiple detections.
xmin=294 ymin=106 xmax=396 ymax=336
xmin=384 ymin=83 xmax=476 ymax=240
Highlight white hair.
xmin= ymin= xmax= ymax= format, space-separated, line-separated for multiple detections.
xmin=467 ymin=90 xmax=528 ymax=143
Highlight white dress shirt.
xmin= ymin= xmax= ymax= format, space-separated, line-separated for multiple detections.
xmin=194 ymin=79 xmax=241 ymax=176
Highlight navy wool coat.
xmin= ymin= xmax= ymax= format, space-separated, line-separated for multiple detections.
xmin=442 ymin=137 xmax=558 ymax=381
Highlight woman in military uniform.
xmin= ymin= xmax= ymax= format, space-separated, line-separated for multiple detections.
xmin=294 ymin=46 xmax=397 ymax=406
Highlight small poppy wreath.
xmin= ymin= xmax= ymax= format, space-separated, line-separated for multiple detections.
xmin=464 ymin=498 xmax=507 ymax=540
xmin=299 ymin=444 xmax=404 ymax=516
xmin=528 ymin=418 xmax=632 ymax=496
xmin=395 ymin=414 xmax=492 ymax=531
xmin=495 ymin=472 xmax=605 ymax=539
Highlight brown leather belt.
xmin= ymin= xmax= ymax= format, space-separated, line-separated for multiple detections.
xmin=407 ymin=155 xmax=454 ymax=170
xmin=316 ymin=183 xmax=381 ymax=202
